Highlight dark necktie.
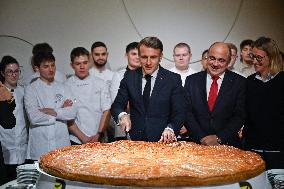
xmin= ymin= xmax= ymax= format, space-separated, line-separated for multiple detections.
xmin=208 ymin=75 xmax=219 ymax=112
xmin=143 ymin=74 xmax=151 ymax=110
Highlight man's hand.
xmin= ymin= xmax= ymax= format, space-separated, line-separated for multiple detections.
xmin=81 ymin=135 xmax=92 ymax=144
xmin=39 ymin=108 xmax=57 ymax=117
xmin=238 ymin=126 xmax=244 ymax=139
xmin=119 ymin=114 xmax=131 ymax=132
xmin=62 ymin=99 xmax=73 ymax=108
xmin=159 ymin=128 xmax=177 ymax=143
xmin=0 ymin=82 xmax=13 ymax=101
xmin=200 ymin=135 xmax=219 ymax=145
xmin=88 ymin=134 xmax=101 ymax=143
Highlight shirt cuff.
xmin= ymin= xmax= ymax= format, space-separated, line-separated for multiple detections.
xmin=118 ymin=112 xmax=128 ymax=122
xmin=164 ymin=126 xmax=174 ymax=133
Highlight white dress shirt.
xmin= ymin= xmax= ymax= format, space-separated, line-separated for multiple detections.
xmin=206 ymin=72 xmax=225 ymax=100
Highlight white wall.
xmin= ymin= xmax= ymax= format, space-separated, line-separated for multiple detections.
xmin=1 ymin=0 xmax=284 ymax=82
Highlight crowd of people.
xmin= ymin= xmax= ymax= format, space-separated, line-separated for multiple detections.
xmin=0 ymin=36 xmax=283 ymax=184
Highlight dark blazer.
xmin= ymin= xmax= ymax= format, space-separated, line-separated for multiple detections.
xmin=111 ymin=66 xmax=186 ymax=142
xmin=184 ymin=70 xmax=246 ymax=147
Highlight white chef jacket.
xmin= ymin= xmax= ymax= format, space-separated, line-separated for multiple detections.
xmin=0 ymin=86 xmax=28 ymax=164
xmin=169 ymin=67 xmax=197 ymax=86
xmin=89 ymin=67 xmax=114 ymax=89
xmin=109 ymin=69 xmax=127 ymax=138
xmin=65 ymin=75 xmax=111 ymax=144
xmin=24 ymin=79 xmax=77 ymax=160
xmin=110 ymin=69 xmax=126 ymax=102
xmin=89 ymin=67 xmax=115 ymax=139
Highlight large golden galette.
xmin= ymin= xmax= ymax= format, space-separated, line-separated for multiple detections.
xmin=39 ymin=140 xmax=265 ymax=187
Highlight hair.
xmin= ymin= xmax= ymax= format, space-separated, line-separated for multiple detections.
xmin=126 ymin=42 xmax=138 ymax=53
xmin=0 ymin=56 xmax=19 ymax=82
xmin=31 ymin=43 xmax=53 ymax=69
xmin=138 ymin=36 xmax=163 ymax=54
xmin=240 ymin=39 xmax=253 ymax=50
xmin=253 ymin=36 xmax=283 ymax=75
xmin=208 ymin=42 xmax=231 ymax=63
xmin=91 ymin=41 xmax=107 ymax=52
xmin=202 ymin=49 xmax=209 ymax=58
xmin=32 ymin=43 xmax=53 ymax=55
xmin=227 ymin=43 xmax=238 ymax=53
xmin=33 ymin=52 xmax=55 ymax=68
xmin=173 ymin=43 xmax=191 ymax=54
xmin=70 ymin=47 xmax=89 ymax=62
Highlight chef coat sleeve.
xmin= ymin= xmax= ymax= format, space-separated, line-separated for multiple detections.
xmin=24 ymin=84 xmax=56 ymax=126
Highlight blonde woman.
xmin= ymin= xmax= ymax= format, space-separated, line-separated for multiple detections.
xmin=244 ymin=36 xmax=284 ymax=169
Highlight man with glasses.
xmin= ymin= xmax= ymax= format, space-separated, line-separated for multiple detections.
xmin=184 ymin=42 xmax=246 ymax=148
xmin=111 ymin=37 xmax=186 ymax=142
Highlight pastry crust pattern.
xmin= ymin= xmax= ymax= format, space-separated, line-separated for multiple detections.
xmin=39 ymin=141 xmax=265 ymax=187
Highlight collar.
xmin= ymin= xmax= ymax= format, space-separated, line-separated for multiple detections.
xmin=207 ymin=71 xmax=225 ymax=81
xmin=173 ymin=66 xmax=190 ymax=74
xmin=255 ymin=72 xmax=278 ymax=82
xmin=74 ymin=74 xmax=90 ymax=81
xmin=92 ymin=66 xmax=106 ymax=73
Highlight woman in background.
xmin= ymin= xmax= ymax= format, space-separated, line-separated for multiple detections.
xmin=0 ymin=56 xmax=28 ymax=181
xmin=244 ymin=37 xmax=284 ymax=169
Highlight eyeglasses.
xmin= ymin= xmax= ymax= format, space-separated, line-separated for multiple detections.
xmin=208 ymin=56 xmax=227 ymax=64
xmin=249 ymin=53 xmax=266 ymax=63
xmin=5 ymin=69 xmax=21 ymax=76
xmin=202 ymin=56 xmax=208 ymax=60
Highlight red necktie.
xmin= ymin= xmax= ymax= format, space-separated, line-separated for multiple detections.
xmin=208 ymin=75 xmax=219 ymax=112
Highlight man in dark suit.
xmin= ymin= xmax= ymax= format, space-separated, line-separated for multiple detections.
xmin=184 ymin=42 xmax=246 ymax=148
xmin=111 ymin=37 xmax=186 ymax=142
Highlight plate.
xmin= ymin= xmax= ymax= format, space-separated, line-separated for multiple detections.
xmin=34 ymin=162 xmax=59 ymax=179
xmin=17 ymin=164 xmax=36 ymax=171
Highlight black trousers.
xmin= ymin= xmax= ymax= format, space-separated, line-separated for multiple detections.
xmin=254 ymin=150 xmax=284 ymax=170
xmin=4 ymin=164 xmax=17 ymax=182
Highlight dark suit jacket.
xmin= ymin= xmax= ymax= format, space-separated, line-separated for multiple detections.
xmin=111 ymin=66 xmax=186 ymax=142
xmin=184 ymin=70 xmax=246 ymax=147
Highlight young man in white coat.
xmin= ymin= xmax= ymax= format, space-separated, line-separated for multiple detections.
xmin=89 ymin=41 xmax=115 ymax=141
xmin=109 ymin=42 xmax=140 ymax=140
xmin=65 ymin=47 xmax=111 ymax=144
xmin=24 ymin=52 xmax=77 ymax=161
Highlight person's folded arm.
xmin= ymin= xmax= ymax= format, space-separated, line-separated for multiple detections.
xmin=24 ymin=85 xmax=56 ymax=126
